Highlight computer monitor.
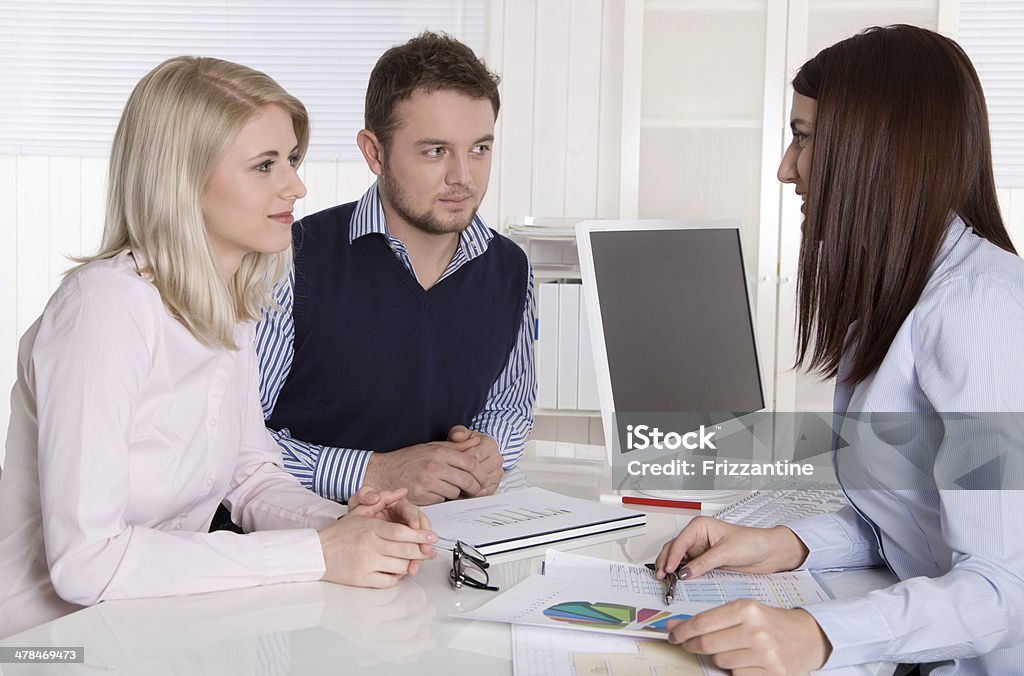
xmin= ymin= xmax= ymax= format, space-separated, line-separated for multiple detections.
xmin=575 ymin=220 xmax=766 ymax=485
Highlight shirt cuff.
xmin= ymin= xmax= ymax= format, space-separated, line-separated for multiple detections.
xmin=251 ymin=528 xmax=327 ymax=584
xmin=786 ymin=509 xmax=883 ymax=571
xmin=471 ymin=414 xmax=528 ymax=469
xmin=802 ymin=595 xmax=894 ymax=669
xmin=312 ymin=447 xmax=373 ymax=503
xmin=471 ymin=420 xmax=513 ymax=456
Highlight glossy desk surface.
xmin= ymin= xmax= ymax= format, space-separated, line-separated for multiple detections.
xmin=0 ymin=441 xmax=896 ymax=675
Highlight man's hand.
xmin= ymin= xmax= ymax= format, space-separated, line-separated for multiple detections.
xmin=447 ymin=425 xmax=503 ymax=497
xmin=667 ymin=601 xmax=831 ymax=675
xmin=363 ymin=438 xmax=488 ymax=505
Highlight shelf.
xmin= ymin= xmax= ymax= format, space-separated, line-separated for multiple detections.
xmin=810 ymin=0 xmax=935 ymax=10
xmin=510 ymin=232 xmax=577 ymax=241
xmin=510 ymin=224 xmax=581 ymax=279
xmin=534 ymin=266 xmax=581 ymax=282
xmin=535 ymin=408 xmax=602 ymax=418
xmin=646 ymin=0 xmax=765 ymax=12
xmin=641 ymin=118 xmax=761 ymax=129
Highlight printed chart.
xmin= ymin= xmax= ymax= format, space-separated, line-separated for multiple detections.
xmin=543 ymin=602 xmax=692 ymax=634
xmin=461 ymin=574 xmax=712 ymax=641
xmin=546 ymin=550 xmax=831 ymax=609
xmin=464 ymin=506 xmax=572 ymax=528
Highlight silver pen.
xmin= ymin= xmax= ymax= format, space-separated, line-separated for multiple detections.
xmin=663 ymin=567 xmax=679 ymax=605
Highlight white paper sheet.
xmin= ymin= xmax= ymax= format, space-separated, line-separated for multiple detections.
xmin=459 ymin=574 xmax=714 ymax=640
xmin=544 ymin=550 xmax=832 ymax=607
xmin=512 ymin=624 xmax=727 ymax=676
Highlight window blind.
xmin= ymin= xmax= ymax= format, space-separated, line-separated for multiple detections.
xmin=0 ymin=0 xmax=488 ymax=161
xmin=959 ymin=0 xmax=1024 ymax=188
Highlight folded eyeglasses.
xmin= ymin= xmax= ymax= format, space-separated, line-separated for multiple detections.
xmin=439 ymin=538 xmax=499 ymax=592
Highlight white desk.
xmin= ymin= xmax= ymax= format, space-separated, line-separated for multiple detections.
xmin=0 ymin=441 xmax=896 ymax=675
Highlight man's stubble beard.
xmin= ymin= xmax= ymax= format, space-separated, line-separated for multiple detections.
xmin=378 ymin=163 xmax=481 ymax=236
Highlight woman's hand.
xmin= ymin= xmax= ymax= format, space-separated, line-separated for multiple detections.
xmin=654 ymin=516 xmax=809 ymax=580
xmin=668 ymin=601 xmax=831 ymax=675
xmin=319 ymin=487 xmax=437 ymax=588
xmin=349 ymin=486 xmax=431 ymax=529
xmin=348 ymin=486 xmax=435 ymax=574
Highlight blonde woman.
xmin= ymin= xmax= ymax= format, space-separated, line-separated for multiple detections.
xmin=0 ymin=56 xmax=436 ymax=640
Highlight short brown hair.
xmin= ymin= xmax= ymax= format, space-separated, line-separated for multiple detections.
xmin=364 ymin=31 xmax=500 ymax=148
xmin=792 ymin=25 xmax=1014 ymax=384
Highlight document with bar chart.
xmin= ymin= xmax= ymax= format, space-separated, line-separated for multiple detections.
xmin=422 ymin=487 xmax=646 ymax=556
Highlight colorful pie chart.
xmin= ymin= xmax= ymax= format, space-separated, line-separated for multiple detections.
xmin=543 ymin=601 xmax=637 ymax=628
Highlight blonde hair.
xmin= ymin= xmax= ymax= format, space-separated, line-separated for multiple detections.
xmin=76 ymin=56 xmax=309 ymax=349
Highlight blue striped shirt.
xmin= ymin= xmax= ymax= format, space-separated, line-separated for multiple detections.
xmin=255 ymin=184 xmax=536 ymax=502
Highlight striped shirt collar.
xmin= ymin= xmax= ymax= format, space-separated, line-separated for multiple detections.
xmin=349 ymin=182 xmax=494 ymax=262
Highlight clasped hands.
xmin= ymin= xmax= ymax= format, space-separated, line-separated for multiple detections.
xmin=364 ymin=424 xmax=504 ymax=505
xmin=318 ymin=486 xmax=437 ymax=589
xmin=319 ymin=424 xmax=502 ymax=587
xmin=653 ymin=517 xmax=832 ymax=676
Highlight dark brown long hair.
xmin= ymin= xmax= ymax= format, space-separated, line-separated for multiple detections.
xmin=793 ymin=24 xmax=1014 ymax=384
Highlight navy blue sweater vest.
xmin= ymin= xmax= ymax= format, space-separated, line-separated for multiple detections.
xmin=266 ymin=201 xmax=528 ymax=453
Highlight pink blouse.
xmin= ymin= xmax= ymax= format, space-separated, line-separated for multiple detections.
xmin=0 ymin=252 xmax=345 ymax=639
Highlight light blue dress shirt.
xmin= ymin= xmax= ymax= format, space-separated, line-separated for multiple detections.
xmin=255 ymin=184 xmax=537 ymax=502
xmin=787 ymin=217 xmax=1024 ymax=674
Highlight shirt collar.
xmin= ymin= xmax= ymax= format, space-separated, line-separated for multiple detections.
xmin=348 ymin=182 xmax=494 ymax=261
xmin=928 ymin=212 xmax=970 ymax=280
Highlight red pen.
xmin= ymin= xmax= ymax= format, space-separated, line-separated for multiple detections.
xmin=599 ymin=494 xmax=702 ymax=510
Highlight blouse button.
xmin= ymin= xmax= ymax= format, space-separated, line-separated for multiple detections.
xmin=208 ymin=418 xmax=217 ymax=428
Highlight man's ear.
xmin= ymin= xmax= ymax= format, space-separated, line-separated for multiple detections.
xmin=356 ymin=129 xmax=385 ymax=177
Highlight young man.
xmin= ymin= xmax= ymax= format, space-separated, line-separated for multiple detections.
xmin=256 ymin=32 xmax=536 ymax=506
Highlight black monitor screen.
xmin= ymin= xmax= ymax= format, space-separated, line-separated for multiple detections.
xmin=589 ymin=227 xmax=764 ymax=416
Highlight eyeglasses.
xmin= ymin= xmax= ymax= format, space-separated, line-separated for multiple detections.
xmin=445 ymin=540 xmax=499 ymax=592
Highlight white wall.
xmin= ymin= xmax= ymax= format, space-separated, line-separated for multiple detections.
xmin=4 ymin=0 xmax=1024 ymax=461
xmin=488 ymin=0 xmax=624 ymax=226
